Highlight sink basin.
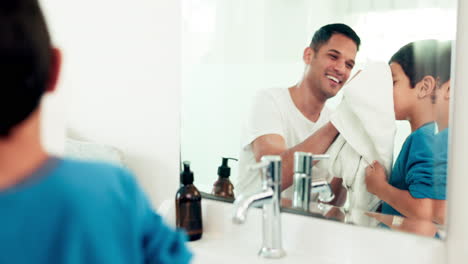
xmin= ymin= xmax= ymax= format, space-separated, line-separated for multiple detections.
xmin=158 ymin=198 xmax=444 ymax=264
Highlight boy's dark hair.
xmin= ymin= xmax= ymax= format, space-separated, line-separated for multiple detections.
xmin=436 ymin=41 xmax=452 ymax=85
xmin=309 ymin=23 xmax=361 ymax=52
xmin=389 ymin=39 xmax=452 ymax=88
xmin=0 ymin=1 xmax=52 ymax=137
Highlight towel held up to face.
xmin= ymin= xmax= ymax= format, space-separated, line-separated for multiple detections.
xmin=316 ymin=61 xmax=396 ymax=214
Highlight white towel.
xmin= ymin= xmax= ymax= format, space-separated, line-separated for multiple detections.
xmin=64 ymin=138 xmax=126 ymax=167
xmin=316 ymin=61 xmax=396 ymax=213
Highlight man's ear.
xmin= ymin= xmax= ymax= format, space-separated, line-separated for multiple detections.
xmin=417 ymin=75 xmax=436 ymax=99
xmin=46 ymin=47 xmax=62 ymax=93
xmin=303 ymin=47 xmax=314 ymax=65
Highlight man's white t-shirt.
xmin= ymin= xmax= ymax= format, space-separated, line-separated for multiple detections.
xmin=236 ymin=88 xmax=331 ymax=197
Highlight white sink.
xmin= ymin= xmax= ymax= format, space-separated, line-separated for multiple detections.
xmin=158 ymin=198 xmax=444 ymax=264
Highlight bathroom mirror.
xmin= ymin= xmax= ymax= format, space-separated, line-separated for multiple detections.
xmin=181 ymin=0 xmax=456 ymax=238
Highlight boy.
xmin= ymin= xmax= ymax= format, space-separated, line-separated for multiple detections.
xmin=0 ymin=1 xmax=191 ymax=263
xmin=365 ymin=40 xmax=451 ymax=222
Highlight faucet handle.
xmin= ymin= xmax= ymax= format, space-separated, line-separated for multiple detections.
xmin=249 ymin=155 xmax=282 ymax=189
xmin=249 ymin=160 xmax=270 ymax=171
xmin=294 ymin=152 xmax=329 ymax=176
xmin=311 ymin=154 xmax=330 ymax=161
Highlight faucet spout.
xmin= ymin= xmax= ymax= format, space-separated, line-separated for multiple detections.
xmin=233 ymin=188 xmax=274 ymax=224
xmin=231 ymin=155 xmax=285 ymax=259
xmin=312 ymin=179 xmax=335 ymax=203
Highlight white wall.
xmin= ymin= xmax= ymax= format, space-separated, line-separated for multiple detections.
xmin=39 ymin=0 xmax=181 ymax=207
xmin=447 ymin=1 xmax=468 ymax=263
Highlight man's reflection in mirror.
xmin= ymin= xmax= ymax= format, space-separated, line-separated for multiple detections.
xmin=236 ymin=24 xmax=360 ymax=202
xmin=365 ymin=40 xmax=451 ymax=225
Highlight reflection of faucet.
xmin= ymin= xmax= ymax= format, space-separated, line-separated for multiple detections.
xmin=232 ymin=155 xmax=286 ymax=259
xmin=293 ymin=152 xmax=333 ymax=211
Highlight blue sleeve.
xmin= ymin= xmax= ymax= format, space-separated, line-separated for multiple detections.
xmin=140 ymin=209 xmax=192 ymax=264
xmin=405 ymin=131 xmax=443 ymax=199
xmin=120 ymin=169 xmax=192 ymax=264
xmin=433 ymin=130 xmax=449 ymax=199
xmin=432 ymin=157 xmax=447 ymax=199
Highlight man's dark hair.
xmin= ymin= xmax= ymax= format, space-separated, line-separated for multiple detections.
xmin=389 ymin=39 xmax=452 ymax=88
xmin=309 ymin=23 xmax=361 ymax=52
xmin=0 ymin=1 xmax=52 ymax=137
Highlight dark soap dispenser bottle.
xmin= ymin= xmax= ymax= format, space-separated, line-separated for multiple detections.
xmin=212 ymin=157 xmax=237 ymax=199
xmin=176 ymin=161 xmax=203 ymax=241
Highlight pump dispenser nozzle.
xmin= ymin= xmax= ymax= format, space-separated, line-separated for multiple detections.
xmin=213 ymin=157 xmax=238 ymax=199
xmin=218 ymin=157 xmax=238 ymax=178
xmin=180 ymin=161 xmax=194 ymax=184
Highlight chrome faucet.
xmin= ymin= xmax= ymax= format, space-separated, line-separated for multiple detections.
xmin=232 ymin=155 xmax=286 ymax=259
xmin=293 ymin=152 xmax=333 ymax=211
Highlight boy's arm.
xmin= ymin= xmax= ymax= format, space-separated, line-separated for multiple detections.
xmin=432 ymin=200 xmax=446 ymax=225
xmin=366 ymin=212 xmax=438 ymax=237
xmin=121 ymin=169 xmax=192 ymax=264
xmin=140 ymin=211 xmax=193 ymax=264
xmin=365 ymin=161 xmax=434 ymax=221
xmin=374 ymin=183 xmax=433 ymax=220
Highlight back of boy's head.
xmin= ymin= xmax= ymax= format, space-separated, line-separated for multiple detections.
xmin=389 ymin=39 xmax=452 ymax=88
xmin=0 ymin=0 xmax=52 ymax=138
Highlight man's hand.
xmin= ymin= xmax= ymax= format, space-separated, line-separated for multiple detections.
xmin=365 ymin=161 xmax=388 ymax=196
xmin=252 ymin=122 xmax=339 ymax=190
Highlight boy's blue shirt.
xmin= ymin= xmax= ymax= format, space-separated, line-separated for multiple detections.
xmin=433 ymin=128 xmax=449 ymax=199
xmin=0 ymin=157 xmax=192 ymax=264
xmin=382 ymin=122 xmax=446 ymax=216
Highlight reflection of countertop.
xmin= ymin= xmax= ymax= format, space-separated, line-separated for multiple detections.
xmin=201 ymin=192 xmax=329 ymax=220
xmin=202 ymin=192 xmax=446 ymax=238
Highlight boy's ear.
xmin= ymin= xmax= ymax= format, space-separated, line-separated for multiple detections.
xmin=303 ymin=47 xmax=314 ymax=65
xmin=46 ymin=47 xmax=62 ymax=93
xmin=417 ymin=75 xmax=436 ymax=99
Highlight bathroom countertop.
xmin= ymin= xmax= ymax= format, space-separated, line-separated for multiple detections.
xmin=159 ymin=198 xmax=445 ymax=264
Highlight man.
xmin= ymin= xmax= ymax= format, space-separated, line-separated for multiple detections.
xmin=0 ymin=1 xmax=191 ymax=263
xmin=237 ymin=23 xmax=361 ymax=197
